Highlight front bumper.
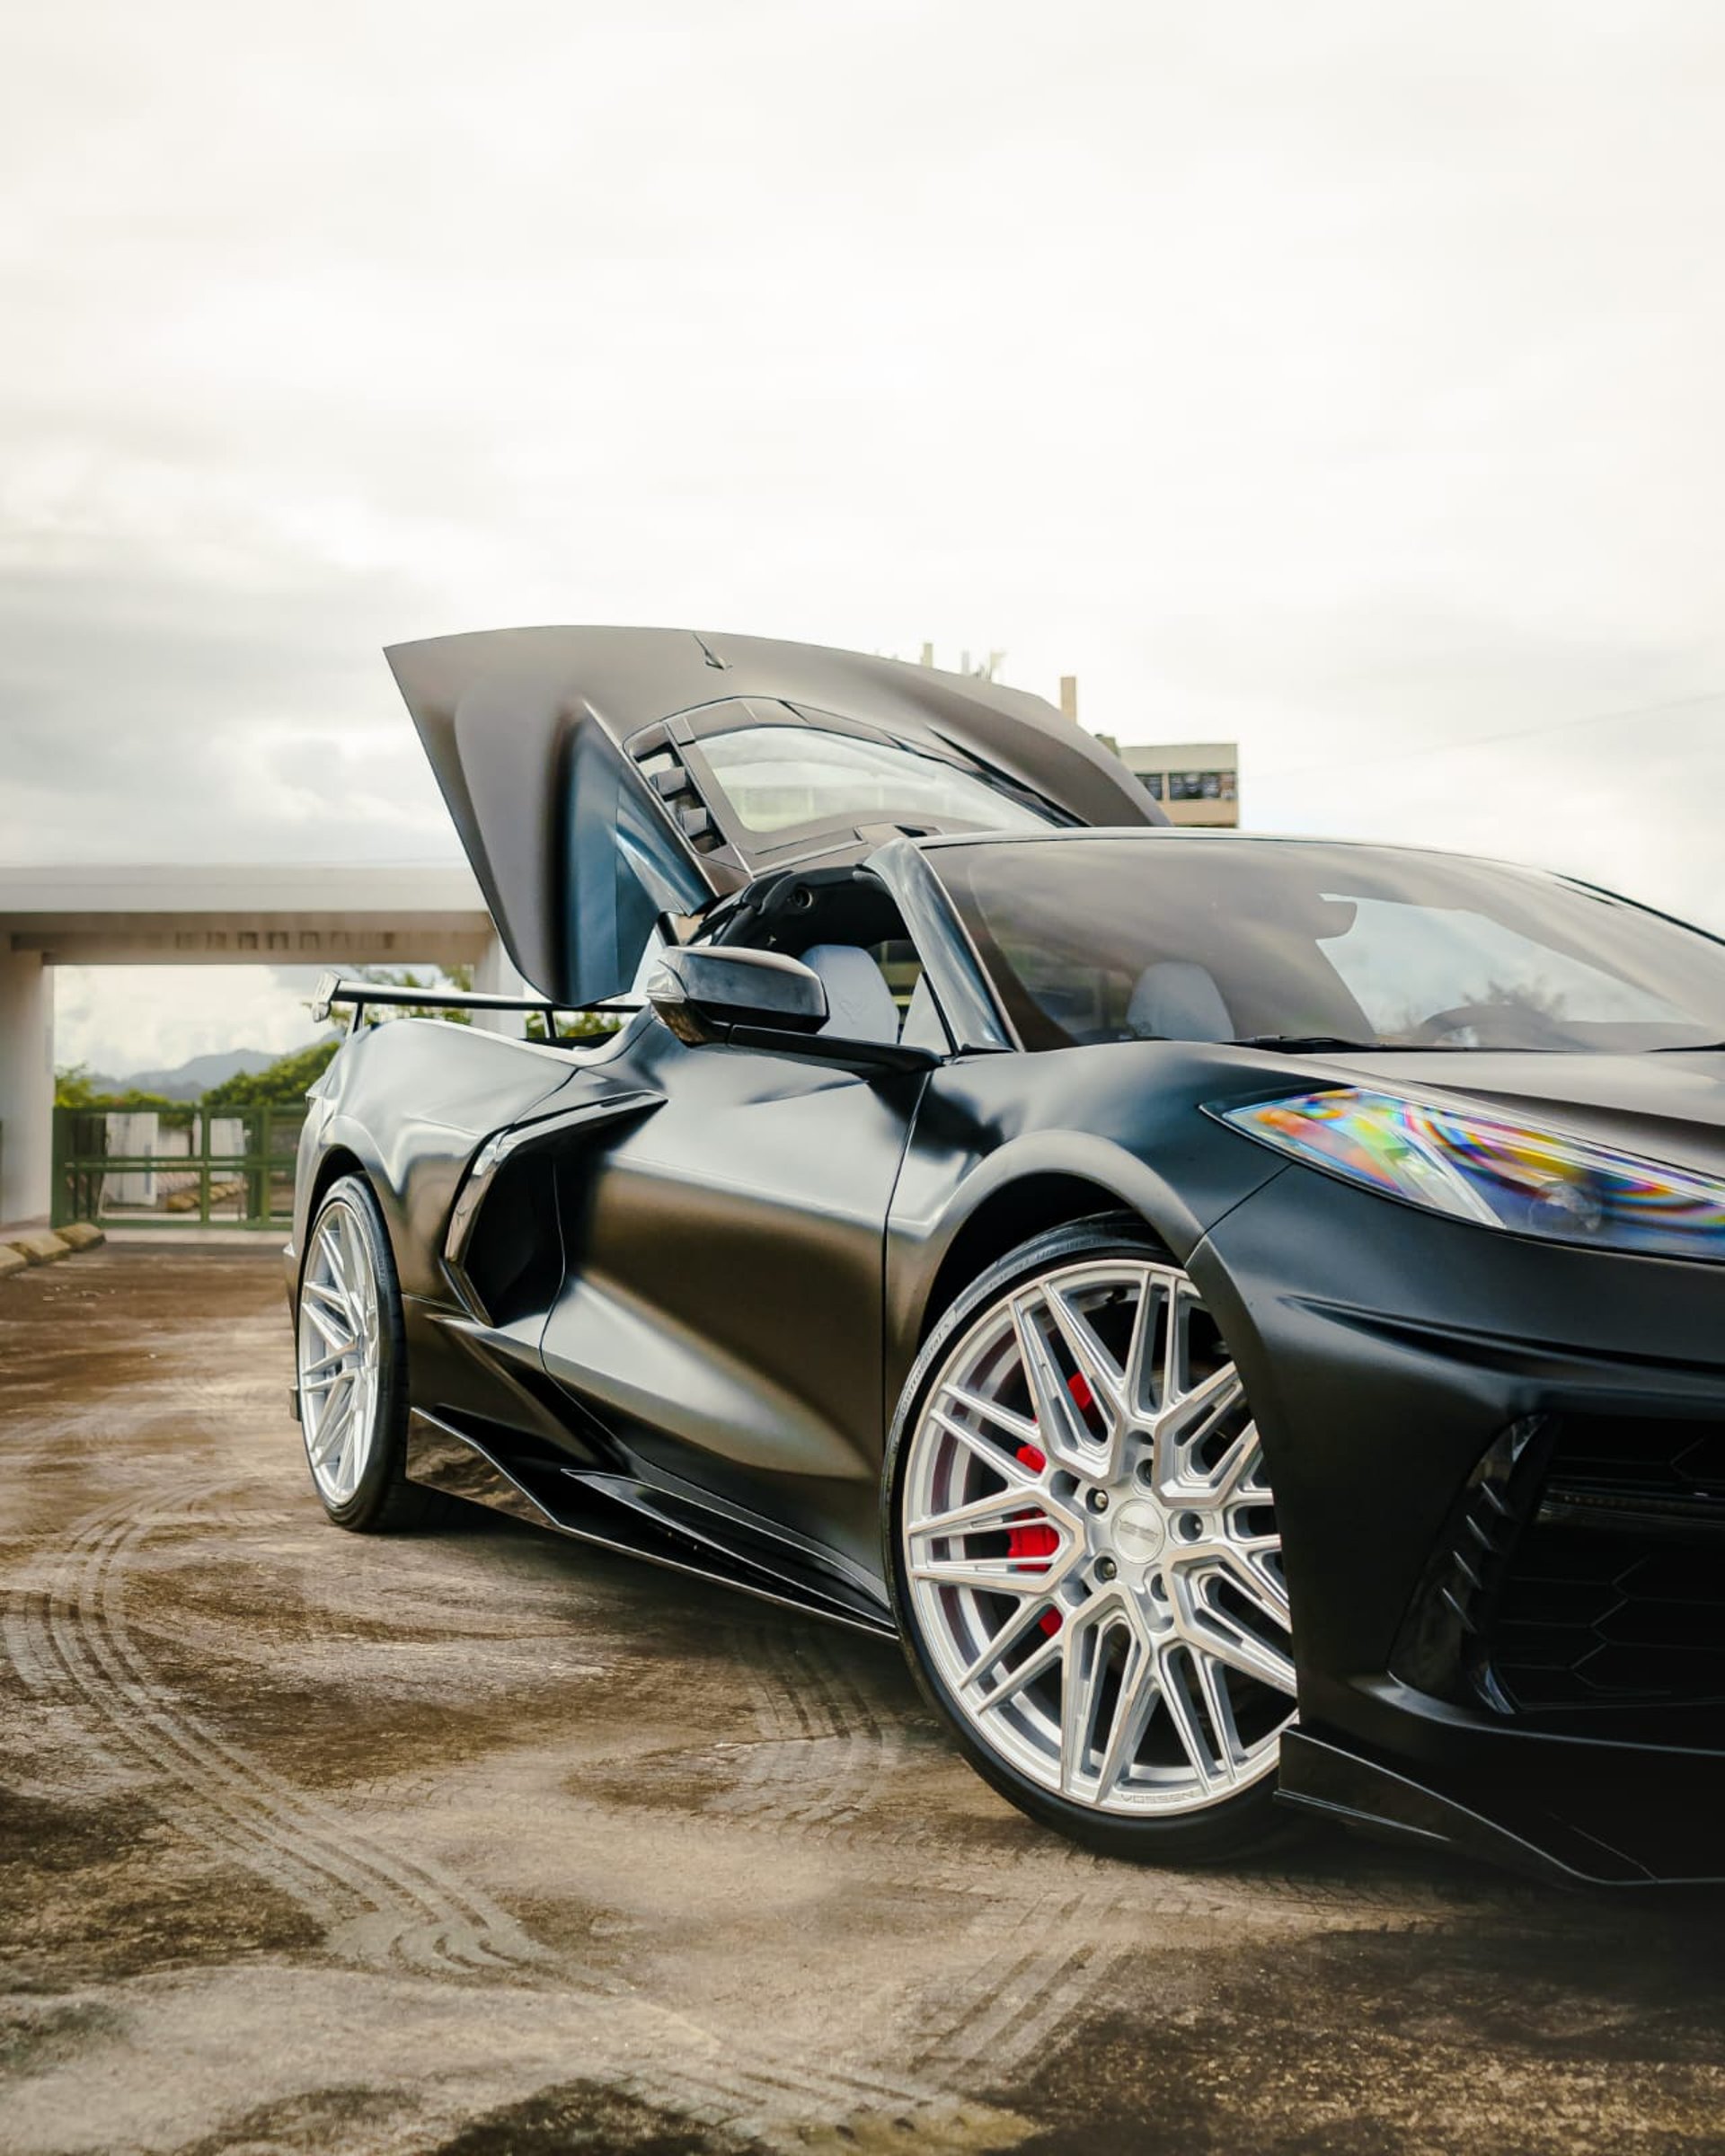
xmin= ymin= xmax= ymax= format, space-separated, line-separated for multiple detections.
xmin=1196 ymin=1166 xmax=1725 ymax=1885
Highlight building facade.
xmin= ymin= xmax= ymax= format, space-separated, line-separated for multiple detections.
xmin=0 ymin=864 xmax=506 ymax=1225
xmin=1117 ymin=741 xmax=1239 ymax=827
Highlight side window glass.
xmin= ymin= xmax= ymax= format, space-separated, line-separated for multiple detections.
xmin=871 ymin=938 xmax=951 ymax=1052
xmin=627 ymin=924 xmax=668 ymax=999
xmin=898 ymin=973 xmax=950 ymax=1052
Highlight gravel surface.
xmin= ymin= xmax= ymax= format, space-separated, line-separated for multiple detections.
xmin=4 ymin=1249 xmax=1724 ymax=2155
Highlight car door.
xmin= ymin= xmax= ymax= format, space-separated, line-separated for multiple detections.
xmin=535 ymin=994 xmax=930 ymax=1582
xmin=384 ymin=626 xmax=1160 ymax=1571
xmin=386 ymin=624 xmax=1162 ymax=1008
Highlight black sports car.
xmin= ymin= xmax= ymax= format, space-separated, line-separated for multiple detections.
xmin=288 ymin=626 xmax=1725 ymax=1883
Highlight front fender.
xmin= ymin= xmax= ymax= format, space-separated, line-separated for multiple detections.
xmin=885 ymin=1041 xmax=1297 ymax=1409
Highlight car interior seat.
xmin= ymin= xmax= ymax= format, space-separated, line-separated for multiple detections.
xmin=1127 ymin=959 xmax=1235 ymax=1043
xmin=800 ymin=943 xmax=901 ymax=1044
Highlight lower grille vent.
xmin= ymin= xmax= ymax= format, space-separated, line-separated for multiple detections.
xmin=1491 ymin=1413 xmax=1725 ymax=1713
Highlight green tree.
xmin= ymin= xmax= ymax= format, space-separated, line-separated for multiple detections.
xmin=54 ymin=1065 xmax=181 ymax=1112
xmin=525 ymin=1007 xmax=624 ymax=1043
xmin=203 ymin=1038 xmax=341 ymax=1108
xmin=54 ymin=1064 xmax=103 ymax=1109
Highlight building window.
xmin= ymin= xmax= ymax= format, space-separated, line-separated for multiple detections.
xmin=1167 ymin=770 xmax=1237 ymax=802
xmin=1143 ymin=773 xmax=1165 ymax=800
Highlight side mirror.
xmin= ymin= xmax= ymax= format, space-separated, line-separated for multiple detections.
xmin=646 ymin=946 xmax=828 ymax=1047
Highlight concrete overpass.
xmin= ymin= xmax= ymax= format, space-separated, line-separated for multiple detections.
xmin=0 ymin=863 xmax=511 ymax=1224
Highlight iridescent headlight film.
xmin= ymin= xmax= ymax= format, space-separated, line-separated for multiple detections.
xmin=1218 ymin=1088 xmax=1725 ymax=1260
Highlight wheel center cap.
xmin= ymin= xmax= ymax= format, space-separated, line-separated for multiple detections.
xmin=1110 ymin=1497 xmax=1167 ymax=1566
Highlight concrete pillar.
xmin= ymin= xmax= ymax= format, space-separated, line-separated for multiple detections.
xmin=472 ymin=930 xmax=528 ymax=1038
xmin=0 ymin=947 xmax=53 ymax=1224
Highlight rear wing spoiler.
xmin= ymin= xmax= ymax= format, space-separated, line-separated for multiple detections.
xmin=309 ymin=970 xmax=639 ymax=1028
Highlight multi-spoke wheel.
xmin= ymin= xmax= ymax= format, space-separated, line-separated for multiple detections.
xmin=889 ymin=1219 xmax=1298 ymax=1861
xmin=295 ymin=1175 xmax=433 ymax=1532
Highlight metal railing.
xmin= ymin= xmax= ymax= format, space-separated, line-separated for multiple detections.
xmin=51 ymin=1105 xmax=308 ymax=1231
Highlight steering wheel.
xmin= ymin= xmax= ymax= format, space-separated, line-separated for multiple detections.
xmin=1410 ymin=1001 xmax=1569 ymax=1049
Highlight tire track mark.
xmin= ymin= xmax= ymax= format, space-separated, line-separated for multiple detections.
xmin=699 ymin=1620 xmax=1535 ymax=1931
xmin=709 ymin=1621 xmax=913 ymax=1832
xmin=905 ymin=1836 xmax=1499 ymax=2092
xmin=20 ymin=1486 xmax=551 ymax=1976
xmin=7 ymin=1495 xmax=1033 ymax=2148
xmin=911 ymin=1889 xmax=1131 ymax=2086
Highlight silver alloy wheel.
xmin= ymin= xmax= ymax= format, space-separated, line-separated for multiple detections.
xmin=902 ymin=1256 xmax=1297 ymax=1816
xmin=296 ymin=1197 xmax=384 ymax=1507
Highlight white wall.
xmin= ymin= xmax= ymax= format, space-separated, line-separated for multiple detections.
xmin=103 ymin=1109 xmax=161 ymax=1206
xmin=0 ymin=948 xmax=53 ymax=1224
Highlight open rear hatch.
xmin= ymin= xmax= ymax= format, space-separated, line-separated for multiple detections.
xmin=387 ymin=625 xmax=1164 ymax=1005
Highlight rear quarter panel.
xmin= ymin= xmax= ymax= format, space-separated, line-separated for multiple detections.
xmin=292 ymin=1018 xmax=598 ymax=1303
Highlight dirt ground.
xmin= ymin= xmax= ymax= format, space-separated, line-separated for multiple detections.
xmin=3 ymin=1248 xmax=1724 ymax=2156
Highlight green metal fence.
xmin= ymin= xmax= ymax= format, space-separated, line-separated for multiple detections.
xmin=51 ymin=1105 xmax=307 ymax=1231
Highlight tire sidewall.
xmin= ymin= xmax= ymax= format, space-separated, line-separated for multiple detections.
xmin=882 ymin=1214 xmax=1290 ymax=1863
xmin=298 ymin=1175 xmax=411 ymax=1531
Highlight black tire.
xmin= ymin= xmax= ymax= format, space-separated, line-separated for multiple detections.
xmin=296 ymin=1174 xmax=447 ymax=1534
xmin=885 ymin=1214 xmax=1300 ymax=1866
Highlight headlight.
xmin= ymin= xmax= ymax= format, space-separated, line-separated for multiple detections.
xmin=1214 ymin=1086 xmax=1725 ymax=1261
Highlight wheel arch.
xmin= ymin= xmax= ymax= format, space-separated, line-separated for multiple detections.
xmin=295 ymin=1138 xmax=393 ymax=1302
xmin=919 ymin=1173 xmax=1145 ymax=1347
xmin=307 ymin=1142 xmax=367 ymax=1227
xmin=907 ymin=1134 xmax=1205 ymax=1361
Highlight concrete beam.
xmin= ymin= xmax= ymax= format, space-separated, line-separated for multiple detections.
xmin=10 ymin=917 xmax=496 ymax=966
xmin=0 ymin=865 xmax=510 ymax=1220
xmin=0 ymin=864 xmax=494 ymax=966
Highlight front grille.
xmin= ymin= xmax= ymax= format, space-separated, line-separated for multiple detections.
xmin=1490 ymin=1413 xmax=1725 ymax=1714
xmin=1543 ymin=1414 xmax=1725 ymax=1509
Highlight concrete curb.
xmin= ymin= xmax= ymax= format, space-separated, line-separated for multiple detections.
xmin=1 ymin=1223 xmax=106 ymax=1275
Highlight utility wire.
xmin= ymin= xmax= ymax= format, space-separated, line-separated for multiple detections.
xmin=1254 ymin=685 xmax=1725 ymax=787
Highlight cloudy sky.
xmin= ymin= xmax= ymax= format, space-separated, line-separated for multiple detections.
xmin=5 ymin=2 xmax=1725 ymax=1074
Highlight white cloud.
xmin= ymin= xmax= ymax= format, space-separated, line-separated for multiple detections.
xmin=53 ymin=967 xmax=328 ymax=1081
xmin=5 ymin=0 xmax=1725 ymax=1065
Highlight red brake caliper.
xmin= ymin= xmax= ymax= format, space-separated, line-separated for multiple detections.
xmin=1006 ymin=1367 xmax=1095 ymax=1639
xmin=1005 ymin=1451 xmax=1061 ymax=1637
xmin=995 ymin=1371 xmax=1091 ymax=1639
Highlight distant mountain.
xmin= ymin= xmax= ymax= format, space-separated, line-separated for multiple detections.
xmin=104 ymin=1046 xmax=317 ymax=1101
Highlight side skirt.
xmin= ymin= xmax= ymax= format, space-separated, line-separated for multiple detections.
xmin=405 ymin=1408 xmax=897 ymax=1640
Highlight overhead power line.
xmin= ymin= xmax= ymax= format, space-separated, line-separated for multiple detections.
xmin=1254 ymin=685 xmax=1725 ymax=788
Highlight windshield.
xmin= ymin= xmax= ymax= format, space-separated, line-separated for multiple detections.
xmin=929 ymin=836 xmax=1725 ymax=1054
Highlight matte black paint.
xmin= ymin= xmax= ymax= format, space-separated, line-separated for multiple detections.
xmin=644 ymin=944 xmax=832 ymax=1043
xmin=292 ymin=985 xmax=1725 ymax=1882
xmin=385 ymin=626 xmax=1163 ymax=1004
xmin=287 ymin=634 xmax=1725 ymax=1885
xmin=545 ymin=1019 xmax=931 ymax=1584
